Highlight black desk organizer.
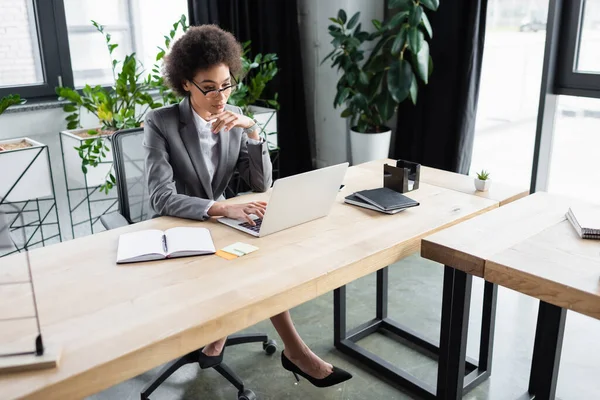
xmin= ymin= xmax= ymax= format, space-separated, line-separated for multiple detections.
xmin=383 ymin=160 xmax=420 ymax=194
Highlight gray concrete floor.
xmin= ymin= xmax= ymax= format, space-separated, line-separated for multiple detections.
xmin=87 ymin=254 xmax=600 ymax=400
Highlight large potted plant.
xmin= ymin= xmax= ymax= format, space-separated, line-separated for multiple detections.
xmin=56 ymin=21 xmax=159 ymax=237
xmin=57 ymin=20 xmax=160 ymax=195
xmin=228 ymin=40 xmax=280 ymax=151
xmin=323 ymin=0 xmax=439 ymax=164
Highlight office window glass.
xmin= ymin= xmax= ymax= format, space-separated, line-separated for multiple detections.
xmin=470 ymin=0 xmax=548 ymax=188
xmin=547 ymin=96 xmax=600 ymax=202
xmin=0 ymin=0 xmax=44 ymax=88
xmin=576 ymin=0 xmax=600 ymax=73
xmin=64 ymin=0 xmax=187 ymax=88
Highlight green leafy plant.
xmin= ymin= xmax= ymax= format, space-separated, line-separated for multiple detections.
xmin=0 ymin=94 xmax=25 ymax=115
xmin=323 ymin=0 xmax=439 ymax=133
xmin=146 ymin=14 xmax=189 ymax=106
xmin=476 ymin=170 xmax=490 ymax=181
xmin=228 ymin=40 xmax=280 ymax=116
xmin=56 ymin=20 xmax=160 ymax=194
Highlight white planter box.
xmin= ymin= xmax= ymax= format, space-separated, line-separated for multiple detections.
xmin=249 ymin=105 xmax=278 ymax=150
xmin=350 ymin=128 xmax=392 ymax=165
xmin=0 ymin=137 xmax=53 ymax=202
xmin=60 ymin=129 xmax=114 ymax=188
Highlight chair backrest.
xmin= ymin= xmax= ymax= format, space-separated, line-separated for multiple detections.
xmin=111 ymin=128 xmax=150 ymax=224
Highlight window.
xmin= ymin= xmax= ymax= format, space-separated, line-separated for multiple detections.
xmin=0 ymin=0 xmax=187 ymax=97
xmin=576 ymin=1 xmax=600 ymax=73
xmin=547 ymin=96 xmax=600 ymax=201
xmin=0 ymin=0 xmax=68 ymax=98
xmin=0 ymin=0 xmax=43 ymax=87
xmin=555 ymin=0 xmax=600 ymax=96
xmin=470 ymin=0 xmax=549 ymax=188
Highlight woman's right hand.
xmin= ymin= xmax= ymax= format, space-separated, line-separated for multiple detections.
xmin=208 ymin=201 xmax=267 ymax=225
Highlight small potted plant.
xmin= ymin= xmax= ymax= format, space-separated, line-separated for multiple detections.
xmin=474 ymin=170 xmax=491 ymax=192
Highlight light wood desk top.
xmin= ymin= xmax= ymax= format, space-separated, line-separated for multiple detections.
xmin=0 ymin=164 xmax=502 ymax=400
xmin=357 ymin=159 xmax=529 ymax=206
xmin=421 ymin=192 xmax=567 ymax=278
xmin=485 ymin=219 xmax=600 ymax=320
xmin=421 ymin=191 xmax=600 ymax=319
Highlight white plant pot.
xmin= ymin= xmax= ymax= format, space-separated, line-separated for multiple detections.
xmin=474 ymin=178 xmax=491 ymax=192
xmin=350 ymin=128 xmax=392 ymax=165
xmin=248 ymin=105 xmax=278 ymax=151
xmin=0 ymin=137 xmax=53 ymax=202
xmin=60 ymin=129 xmax=114 ymax=188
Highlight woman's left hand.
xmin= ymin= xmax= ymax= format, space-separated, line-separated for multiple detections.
xmin=208 ymin=111 xmax=259 ymax=140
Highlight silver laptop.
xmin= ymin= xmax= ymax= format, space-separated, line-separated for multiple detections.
xmin=217 ymin=162 xmax=349 ymax=237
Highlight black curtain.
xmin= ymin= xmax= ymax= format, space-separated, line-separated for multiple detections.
xmin=188 ymin=0 xmax=313 ymax=177
xmin=393 ymin=1 xmax=488 ymax=174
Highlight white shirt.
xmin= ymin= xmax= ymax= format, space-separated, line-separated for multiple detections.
xmin=192 ymin=109 xmax=262 ymax=218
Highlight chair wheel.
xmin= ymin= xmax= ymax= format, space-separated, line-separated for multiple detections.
xmin=238 ymin=389 xmax=256 ymax=400
xmin=262 ymin=339 xmax=277 ymax=355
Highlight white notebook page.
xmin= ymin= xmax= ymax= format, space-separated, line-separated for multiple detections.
xmin=116 ymin=229 xmax=166 ymax=263
xmin=165 ymin=227 xmax=215 ymax=257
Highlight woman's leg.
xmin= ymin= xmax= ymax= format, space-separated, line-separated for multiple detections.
xmin=270 ymin=310 xmax=333 ymax=379
xmin=202 ymin=337 xmax=227 ymax=356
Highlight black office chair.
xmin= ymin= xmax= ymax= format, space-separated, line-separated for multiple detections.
xmin=100 ymin=128 xmax=277 ymax=400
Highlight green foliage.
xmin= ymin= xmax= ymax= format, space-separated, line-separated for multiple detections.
xmin=323 ymin=2 xmax=439 ymax=133
xmin=476 ymin=170 xmax=490 ymax=181
xmin=227 ymin=40 xmax=280 ymax=116
xmin=0 ymin=94 xmax=25 ymax=115
xmin=56 ymin=20 xmax=161 ymax=194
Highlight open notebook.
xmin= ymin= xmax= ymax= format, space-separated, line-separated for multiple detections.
xmin=116 ymin=227 xmax=216 ymax=264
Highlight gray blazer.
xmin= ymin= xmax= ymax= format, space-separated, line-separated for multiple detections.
xmin=143 ymin=97 xmax=273 ymax=221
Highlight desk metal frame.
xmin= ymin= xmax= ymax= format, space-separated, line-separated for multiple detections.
xmin=334 ymin=265 xmax=498 ymax=399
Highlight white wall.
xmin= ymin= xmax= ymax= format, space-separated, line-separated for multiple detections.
xmin=298 ymin=0 xmax=385 ymax=168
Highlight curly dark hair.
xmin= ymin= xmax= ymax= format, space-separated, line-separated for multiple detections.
xmin=163 ymin=25 xmax=242 ymax=97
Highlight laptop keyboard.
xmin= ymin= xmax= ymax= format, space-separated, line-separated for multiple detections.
xmin=239 ymin=218 xmax=263 ymax=233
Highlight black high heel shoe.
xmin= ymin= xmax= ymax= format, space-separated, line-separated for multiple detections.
xmin=198 ymin=346 xmax=225 ymax=369
xmin=281 ymin=351 xmax=352 ymax=388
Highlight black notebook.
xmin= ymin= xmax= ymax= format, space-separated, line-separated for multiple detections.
xmin=344 ymin=194 xmax=407 ymax=214
xmin=354 ymin=188 xmax=420 ymax=212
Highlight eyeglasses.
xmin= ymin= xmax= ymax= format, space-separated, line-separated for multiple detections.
xmin=191 ymin=76 xmax=238 ymax=99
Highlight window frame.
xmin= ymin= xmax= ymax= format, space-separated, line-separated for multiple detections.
xmin=0 ymin=0 xmax=74 ymax=99
xmin=554 ymin=0 xmax=600 ymax=98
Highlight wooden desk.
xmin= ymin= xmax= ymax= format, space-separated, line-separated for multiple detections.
xmin=421 ymin=192 xmax=600 ymax=399
xmin=0 ymin=163 xmax=516 ymax=400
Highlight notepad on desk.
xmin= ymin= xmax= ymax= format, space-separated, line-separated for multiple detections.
xmin=353 ymin=187 xmax=420 ymax=212
xmin=116 ymin=227 xmax=216 ymax=264
xmin=566 ymin=205 xmax=600 ymax=240
xmin=344 ymin=194 xmax=408 ymax=214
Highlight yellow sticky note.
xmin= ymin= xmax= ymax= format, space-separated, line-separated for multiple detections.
xmin=232 ymin=242 xmax=259 ymax=255
xmin=216 ymin=250 xmax=238 ymax=260
xmin=221 ymin=244 xmax=246 ymax=257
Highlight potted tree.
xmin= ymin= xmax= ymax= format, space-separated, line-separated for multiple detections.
xmin=57 ymin=20 xmax=160 ymax=195
xmin=56 ymin=21 xmax=159 ymax=237
xmin=323 ymin=0 xmax=439 ymax=164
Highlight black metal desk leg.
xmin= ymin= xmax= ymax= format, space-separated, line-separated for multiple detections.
xmin=437 ymin=266 xmax=473 ymax=400
xmin=528 ymin=301 xmax=566 ymax=399
xmin=376 ymin=267 xmax=389 ymax=320
xmin=479 ymin=281 xmax=498 ymax=372
xmin=334 ymin=286 xmax=347 ymax=346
